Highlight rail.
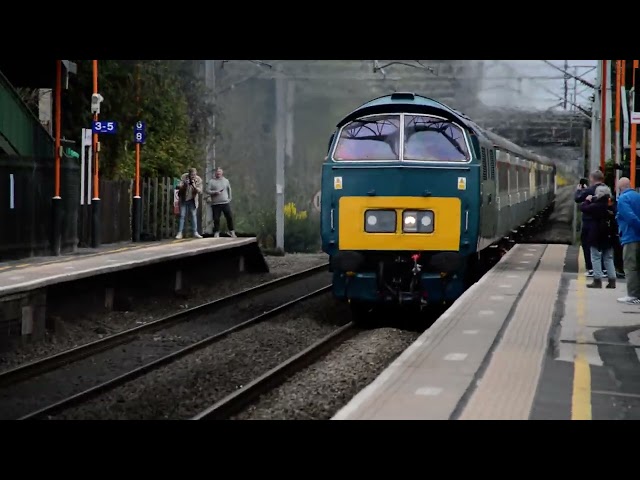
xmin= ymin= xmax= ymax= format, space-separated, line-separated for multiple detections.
xmin=18 ymin=283 xmax=332 ymax=420
xmin=0 ymin=263 xmax=329 ymax=389
xmin=192 ymin=322 xmax=357 ymax=420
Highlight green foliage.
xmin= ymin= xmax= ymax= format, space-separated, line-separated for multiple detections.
xmin=61 ymin=60 xmax=213 ymax=180
xmin=231 ymin=202 xmax=319 ymax=253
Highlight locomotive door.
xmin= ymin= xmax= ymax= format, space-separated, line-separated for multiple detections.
xmin=479 ymin=146 xmax=497 ymax=242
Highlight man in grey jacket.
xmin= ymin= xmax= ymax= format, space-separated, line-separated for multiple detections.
xmin=207 ymin=167 xmax=236 ymax=238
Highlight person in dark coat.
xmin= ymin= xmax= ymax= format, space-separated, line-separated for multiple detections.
xmin=575 ymin=170 xmax=606 ymax=277
xmin=580 ymin=184 xmax=617 ymax=288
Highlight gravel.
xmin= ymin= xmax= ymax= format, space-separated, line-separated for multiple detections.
xmin=0 ymin=270 xmax=331 ymax=420
xmin=46 ymin=292 xmax=351 ymax=420
xmin=526 ymin=186 xmax=575 ymax=244
xmin=0 ymin=253 xmax=328 ymax=373
xmin=233 ymin=327 xmax=420 ymax=420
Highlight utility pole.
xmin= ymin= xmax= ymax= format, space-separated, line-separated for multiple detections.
xmin=563 ymin=60 xmax=569 ymax=110
xmin=275 ymin=77 xmax=286 ymax=252
xmin=600 ymin=60 xmax=608 ymax=172
xmin=590 ymin=61 xmax=601 ymax=173
xmin=572 ymin=66 xmax=578 ymax=112
xmin=204 ymin=60 xmax=216 ymax=234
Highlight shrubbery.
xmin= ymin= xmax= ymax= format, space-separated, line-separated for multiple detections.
xmin=233 ymin=201 xmax=320 ymax=253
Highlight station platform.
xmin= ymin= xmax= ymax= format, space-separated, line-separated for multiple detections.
xmin=0 ymin=237 xmax=267 ymax=339
xmin=333 ymin=243 xmax=640 ymax=420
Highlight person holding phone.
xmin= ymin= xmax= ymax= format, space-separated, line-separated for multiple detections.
xmin=207 ymin=167 xmax=236 ymax=238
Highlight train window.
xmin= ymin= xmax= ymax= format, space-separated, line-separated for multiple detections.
xmin=403 ymin=115 xmax=469 ymax=162
xmin=333 ymin=114 xmax=401 ymax=161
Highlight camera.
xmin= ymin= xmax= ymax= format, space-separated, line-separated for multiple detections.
xmin=579 ymin=178 xmax=588 ymax=188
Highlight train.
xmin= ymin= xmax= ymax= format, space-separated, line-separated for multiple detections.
xmin=319 ymin=92 xmax=556 ymax=319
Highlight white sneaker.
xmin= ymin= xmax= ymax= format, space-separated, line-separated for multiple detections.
xmin=585 ymin=270 xmax=594 ymax=277
xmin=617 ymin=296 xmax=640 ymax=304
xmin=229 ymin=230 xmax=237 ymax=238
xmin=175 ymin=232 xmax=183 ymax=239
xmin=194 ymin=233 xmax=203 ymax=239
xmin=213 ymin=232 xmax=220 ymax=238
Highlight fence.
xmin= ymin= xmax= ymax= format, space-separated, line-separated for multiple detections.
xmin=140 ymin=177 xmax=204 ymax=240
xmin=1 ymin=155 xmax=79 ymax=260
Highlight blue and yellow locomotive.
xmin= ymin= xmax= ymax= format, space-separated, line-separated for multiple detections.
xmin=320 ymin=92 xmax=556 ymax=316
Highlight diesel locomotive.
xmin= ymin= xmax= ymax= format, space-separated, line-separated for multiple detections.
xmin=320 ymin=92 xmax=556 ymax=317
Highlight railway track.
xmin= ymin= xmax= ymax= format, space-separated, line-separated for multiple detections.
xmin=191 ymin=322 xmax=358 ymax=420
xmin=0 ymin=264 xmax=331 ymax=420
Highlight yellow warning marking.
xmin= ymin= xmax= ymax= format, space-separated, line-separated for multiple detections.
xmin=457 ymin=177 xmax=467 ymax=190
xmin=571 ymin=252 xmax=592 ymax=420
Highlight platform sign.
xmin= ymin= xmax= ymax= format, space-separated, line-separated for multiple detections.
xmin=134 ymin=120 xmax=146 ymax=144
xmin=632 ymin=112 xmax=640 ymax=125
xmin=92 ymin=120 xmax=117 ymax=134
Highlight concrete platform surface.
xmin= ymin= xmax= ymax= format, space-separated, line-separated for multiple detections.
xmin=333 ymin=244 xmax=558 ymax=420
xmin=0 ymin=237 xmax=257 ymax=297
xmin=334 ymin=243 xmax=640 ymax=420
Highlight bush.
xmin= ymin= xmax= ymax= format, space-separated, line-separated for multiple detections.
xmin=284 ymin=202 xmax=320 ymax=253
xmin=233 ymin=202 xmax=319 ymax=253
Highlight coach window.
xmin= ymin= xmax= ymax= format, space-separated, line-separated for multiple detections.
xmin=403 ymin=115 xmax=469 ymax=162
xmin=333 ymin=115 xmax=401 ymax=161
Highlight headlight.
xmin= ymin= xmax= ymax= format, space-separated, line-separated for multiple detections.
xmin=364 ymin=210 xmax=396 ymax=233
xmin=403 ymin=210 xmax=434 ymax=233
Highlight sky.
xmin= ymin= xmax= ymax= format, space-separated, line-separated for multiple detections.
xmin=478 ymin=60 xmax=598 ymax=111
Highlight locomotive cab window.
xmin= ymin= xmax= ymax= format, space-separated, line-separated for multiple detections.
xmin=333 ymin=114 xmax=401 ymax=161
xmin=403 ymin=115 xmax=469 ymax=162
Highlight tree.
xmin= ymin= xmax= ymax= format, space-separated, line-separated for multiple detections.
xmin=61 ymin=60 xmax=213 ymax=179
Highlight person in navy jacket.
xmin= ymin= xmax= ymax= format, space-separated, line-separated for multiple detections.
xmin=575 ymin=170 xmax=606 ymax=277
xmin=579 ymin=185 xmax=617 ymax=289
xmin=615 ymin=177 xmax=640 ymax=304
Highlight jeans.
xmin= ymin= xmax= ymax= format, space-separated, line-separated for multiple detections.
xmin=590 ymin=246 xmax=615 ymax=280
xmin=623 ymin=242 xmax=640 ymax=298
xmin=581 ymin=224 xmax=605 ymax=272
xmin=178 ymin=199 xmax=198 ymax=234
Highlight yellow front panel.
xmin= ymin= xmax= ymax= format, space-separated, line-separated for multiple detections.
xmin=338 ymin=196 xmax=461 ymax=251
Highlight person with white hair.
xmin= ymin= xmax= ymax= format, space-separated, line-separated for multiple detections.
xmin=579 ymin=184 xmax=617 ymax=288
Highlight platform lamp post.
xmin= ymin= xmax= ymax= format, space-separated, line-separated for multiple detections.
xmin=51 ymin=59 xmax=77 ymax=256
xmin=90 ymin=60 xmax=103 ymax=248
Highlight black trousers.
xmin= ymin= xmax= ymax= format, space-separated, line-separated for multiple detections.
xmin=212 ymin=203 xmax=234 ymax=232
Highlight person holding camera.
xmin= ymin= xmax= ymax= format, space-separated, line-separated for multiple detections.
xmin=575 ymin=170 xmax=606 ymax=277
xmin=175 ymin=167 xmax=203 ymax=239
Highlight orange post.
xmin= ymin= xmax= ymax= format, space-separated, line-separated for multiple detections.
xmin=135 ymin=143 xmax=141 ymax=196
xmin=92 ymin=60 xmax=99 ymax=199
xmin=135 ymin=62 xmax=141 ymax=198
xmin=54 ymin=60 xmax=62 ymax=198
xmin=615 ymin=60 xmax=622 ymax=192
xmin=632 ymin=60 xmax=638 ymax=189
xmin=600 ymin=60 xmax=608 ymax=172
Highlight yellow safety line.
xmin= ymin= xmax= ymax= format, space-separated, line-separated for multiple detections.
xmin=571 ymin=251 xmax=592 ymax=420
